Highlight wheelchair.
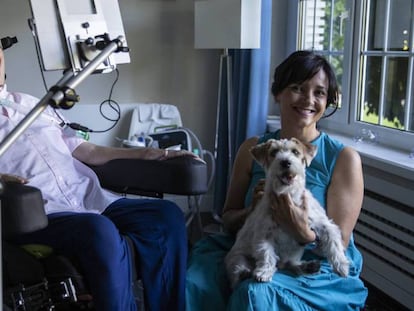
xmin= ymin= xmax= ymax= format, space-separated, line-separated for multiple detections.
xmin=2 ymin=156 xmax=208 ymax=310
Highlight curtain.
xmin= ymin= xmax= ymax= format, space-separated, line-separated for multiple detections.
xmin=213 ymin=0 xmax=272 ymax=217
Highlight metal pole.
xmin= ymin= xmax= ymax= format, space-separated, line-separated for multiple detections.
xmin=213 ymin=48 xmax=234 ymax=192
xmin=225 ymin=50 xmax=233 ymax=186
xmin=214 ymin=49 xmax=225 ymax=159
xmin=0 ymin=36 xmax=125 ymax=157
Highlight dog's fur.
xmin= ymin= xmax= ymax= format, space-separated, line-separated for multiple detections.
xmin=224 ymin=138 xmax=349 ymax=289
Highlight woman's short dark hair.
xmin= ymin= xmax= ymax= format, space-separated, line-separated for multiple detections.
xmin=271 ymin=50 xmax=339 ymax=117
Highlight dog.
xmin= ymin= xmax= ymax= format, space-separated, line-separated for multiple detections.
xmin=224 ymin=138 xmax=349 ymax=289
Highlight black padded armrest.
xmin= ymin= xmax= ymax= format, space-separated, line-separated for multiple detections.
xmin=1 ymin=182 xmax=48 ymax=239
xmin=89 ymin=156 xmax=208 ymax=198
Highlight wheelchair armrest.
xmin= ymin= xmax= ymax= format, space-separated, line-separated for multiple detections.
xmin=1 ymin=182 xmax=48 ymax=239
xmin=88 ymin=155 xmax=209 ymax=198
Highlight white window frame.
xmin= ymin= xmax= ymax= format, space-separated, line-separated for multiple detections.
xmin=295 ymin=0 xmax=414 ymax=153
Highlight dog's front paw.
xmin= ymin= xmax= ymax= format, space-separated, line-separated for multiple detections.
xmin=253 ymin=266 xmax=276 ymax=282
xmin=335 ymin=262 xmax=349 ymax=277
xmin=228 ymin=264 xmax=252 ymax=288
xmin=332 ymin=255 xmax=350 ymax=277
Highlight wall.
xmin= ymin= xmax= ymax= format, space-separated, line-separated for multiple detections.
xmin=0 ymin=0 xmax=219 ymax=151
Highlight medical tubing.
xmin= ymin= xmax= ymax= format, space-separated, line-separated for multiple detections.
xmin=179 ymin=127 xmax=216 ymax=211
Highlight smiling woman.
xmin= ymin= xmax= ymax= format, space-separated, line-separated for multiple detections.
xmin=186 ymin=50 xmax=368 ymax=311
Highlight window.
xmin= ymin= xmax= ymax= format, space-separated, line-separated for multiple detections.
xmin=298 ymin=0 xmax=414 ymax=152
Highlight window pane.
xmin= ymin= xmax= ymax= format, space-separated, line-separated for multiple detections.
xmin=360 ymin=56 xmax=381 ymax=125
xmin=302 ymin=0 xmax=328 ymax=50
xmin=299 ymin=0 xmax=350 ymax=113
xmin=328 ymin=54 xmax=344 ymax=107
xmin=329 ymin=54 xmax=344 ymax=86
xmin=367 ymin=0 xmax=386 ymax=50
xmin=301 ymin=0 xmax=348 ymax=51
xmin=330 ymin=0 xmax=348 ymax=51
xmin=367 ymin=0 xmax=413 ymax=51
xmin=361 ymin=0 xmax=414 ymax=134
xmin=388 ymin=0 xmax=412 ymax=51
xmin=382 ymin=57 xmax=407 ymax=129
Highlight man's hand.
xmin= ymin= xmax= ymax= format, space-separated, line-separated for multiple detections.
xmin=152 ymin=148 xmax=205 ymax=163
xmin=0 ymin=174 xmax=28 ymax=184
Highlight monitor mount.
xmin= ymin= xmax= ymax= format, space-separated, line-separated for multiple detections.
xmin=0 ymin=35 xmax=129 ymax=157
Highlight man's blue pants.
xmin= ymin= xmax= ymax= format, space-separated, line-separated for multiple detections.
xmin=12 ymin=198 xmax=188 ymax=311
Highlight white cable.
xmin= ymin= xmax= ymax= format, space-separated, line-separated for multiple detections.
xmin=178 ymin=127 xmax=219 ymax=223
xmin=179 ymin=126 xmax=216 ymax=189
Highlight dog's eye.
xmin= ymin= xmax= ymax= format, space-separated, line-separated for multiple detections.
xmin=292 ymin=148 xmax=300 ymax=156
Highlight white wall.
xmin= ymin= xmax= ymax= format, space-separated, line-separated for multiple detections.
xmin=0 ymin=0 xmax=219 ymax=151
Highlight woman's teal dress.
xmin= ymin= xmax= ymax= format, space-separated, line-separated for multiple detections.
xmin=186 ymin=131 xmax=368 ymax=311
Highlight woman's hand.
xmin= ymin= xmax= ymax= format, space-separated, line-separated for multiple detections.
xmin=269 ymin=192 xmax=316 ymax=245
xmin=250 ymin=179 xmax=266 ymax=211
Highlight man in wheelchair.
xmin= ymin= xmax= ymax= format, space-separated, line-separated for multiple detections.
xmin=0 ymin=47 xmax=200 ymax=310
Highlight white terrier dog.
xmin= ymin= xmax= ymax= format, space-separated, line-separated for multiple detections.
xmin=225 ymin=138 xmax=349 ymax=289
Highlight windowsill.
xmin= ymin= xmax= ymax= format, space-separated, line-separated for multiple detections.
xmin=325 ymin=131 xmax=414 ymax=182
xmin=266 ymin=116 xmax=414 ymax=182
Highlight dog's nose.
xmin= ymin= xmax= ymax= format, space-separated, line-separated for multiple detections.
xmin=280 ymin=160 xmax=291 ymax=168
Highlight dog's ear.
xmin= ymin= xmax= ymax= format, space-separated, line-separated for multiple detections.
xmin=250 ymin=139 xmax=275 ymax=169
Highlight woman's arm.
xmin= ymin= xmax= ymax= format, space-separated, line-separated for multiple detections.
xmin=72 ymin=141 xmax=199 ymax=166
xmin=327 ymin=146 xmax=364 ymax=247
xmin=222 ymin=136 xmax=259 ymax=235
xmin=269 ymin=192 xmax=316 ymax=245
